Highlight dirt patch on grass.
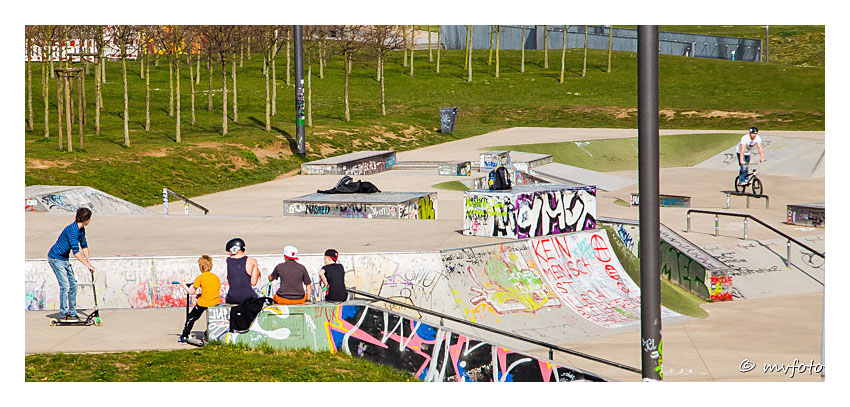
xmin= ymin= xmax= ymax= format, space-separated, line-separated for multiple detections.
xmin=27 ymin=159 xmax=73 ymax=169
xmin=140 ymin=148 xmax=169 ymax=158
xmin=680 ymin=110 xmax=761 ymax=119
xmin=251 ymin=141 xmax=291 ymax=163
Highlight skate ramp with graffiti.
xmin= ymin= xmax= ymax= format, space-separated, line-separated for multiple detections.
xmin=25 ymin=185 xmax=153 ymax=215
xmin=702 ymin=236 xmax=824 ymax=299
xmin=694 ymin=135 xmax=825 ymax=179
xmin=207 ymin=302 xmax=606 ymax=382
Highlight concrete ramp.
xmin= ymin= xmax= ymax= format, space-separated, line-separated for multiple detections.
xmin=702 ymin=237 xmax=824 ymax=299
xmin=695 ymin=136 xmax=825 ymax=178
xmin=25 ymin=185 xmax=153 ymax=216
xmin=529 ymin=163 xmax=637 ymax=192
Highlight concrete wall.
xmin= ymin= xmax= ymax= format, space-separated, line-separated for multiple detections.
xmin=283 ymin=193 xmax=437 ymax=220
xmin=464 ymin=186 xmax=597 ymax=238
xmin=208 ymin=302 xmax=605 ymax=382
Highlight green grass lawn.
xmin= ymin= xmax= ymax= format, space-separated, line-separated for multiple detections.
xmin=25 ymin=343 xmax=417 ymax=382
xmin=25 ymin=26 xmax=823 ymax=205
xmin=491 ymin=133 xmax=741 ymax=172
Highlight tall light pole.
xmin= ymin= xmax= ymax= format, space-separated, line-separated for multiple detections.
xmin=294 ymin=25 xmax=305 ymax=156
xmin=638 ymin=25 xmax=662 ymax=382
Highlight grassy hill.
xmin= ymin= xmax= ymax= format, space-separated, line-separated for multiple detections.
xmin=24 ymin=26 xmax=824 ymax=205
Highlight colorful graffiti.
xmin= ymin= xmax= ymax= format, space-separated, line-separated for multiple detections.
xmin=284 ymin=193 xmax=437 ymax=220
xmin=301 ymin=152 xmax=397 ymax=176
xmin=464 ymin=185 xmax=597 ymax=238
xmin=208 ymin=303 xmax=605 ymax=382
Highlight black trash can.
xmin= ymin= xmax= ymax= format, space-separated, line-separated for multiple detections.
xmin=440 ymin=107 xmax=458 ymax=134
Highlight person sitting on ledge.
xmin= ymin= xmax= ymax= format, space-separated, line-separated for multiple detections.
xmin=269 ymin=246 xmax=313 ymax=305
xmin=319 ymin=249 xmax=348 ymax=302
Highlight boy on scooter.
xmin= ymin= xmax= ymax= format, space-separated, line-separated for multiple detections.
xmin=178 ymin=255 xmax=221 ymax=344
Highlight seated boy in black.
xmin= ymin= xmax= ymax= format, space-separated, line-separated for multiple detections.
xmin=319 ymin=249 xmax=348 ymax=302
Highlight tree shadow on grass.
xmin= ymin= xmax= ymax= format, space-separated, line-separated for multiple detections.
xmin=246 ymin=116 xmax=299 ymax=155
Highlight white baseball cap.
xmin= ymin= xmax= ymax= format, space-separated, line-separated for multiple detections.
xmin=283 ymin=245 xmax=299 ymax=260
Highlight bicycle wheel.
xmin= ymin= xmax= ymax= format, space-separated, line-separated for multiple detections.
xmin=734 ymin=176 xmax=745 ymax=193
xmin=752 ymin=177 xmax=763 ymax=196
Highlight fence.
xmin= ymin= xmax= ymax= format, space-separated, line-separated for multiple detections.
xmin=440 ymin=25 xmax=762 ymax=62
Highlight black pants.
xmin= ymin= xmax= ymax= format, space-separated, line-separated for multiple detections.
xmin=181 ymin=305 xmax=208 ymax=339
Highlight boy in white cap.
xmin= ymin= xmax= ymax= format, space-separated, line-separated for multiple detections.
xmin=268 ymin=245 xmax=313 ymax=305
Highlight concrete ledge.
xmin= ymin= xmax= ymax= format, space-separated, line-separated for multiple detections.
xmin=283 ymin=192 xmax=437 ymax=220
xmin=301 ymin=151 xmax=396 ymax=176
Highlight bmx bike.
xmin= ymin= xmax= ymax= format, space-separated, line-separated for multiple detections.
xmin=733 ymin=158 xmax=764 ymax=196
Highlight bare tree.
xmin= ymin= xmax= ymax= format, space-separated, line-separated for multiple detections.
xmin=607 ymin=25 xmax=613 ymax=73
xmin=428 ymin=25 xmax=433 ymax=62
xmin=366 ymin=25 xmax=404 ymax=116
xmin=332 ymin=25 xmax=365 ymax=122
xmin=488 ymin=25 xmax=494 ymax=65
xmin=113 ymin=25 xmax=138 ymax=147
xmin=495 ymin=25 xmax=500 ymax=78
xmin=560 ymin=25 xmax=567 ymax=83
xmin=29 ymin=25 xmax=62 ymax=139
xmin=152 ymin=25 xmax=191 ymax=142
xmin=521 ymin=25 xmax=526 ymax=73
xmin=199 ymin=25 xmax=238 ymax=136
xmin=402 ymin=25 xmax=408 ymax=67
xmin=409 ymin=25 xmax=415 ymax=77
xmin=25 ymin=27 xmax=35 ymax=131
xmin=436 ymin=25 xmax=441 ymax=74
xmin=582 ymin=25 xmax=588 ymax=77
xmin=544 ymin=25 xmax=549 ymax=68
xmin=467 ymin=25 xmax=473 ymax=82
xmin=254 ymin=26 xmax=286 ymax=132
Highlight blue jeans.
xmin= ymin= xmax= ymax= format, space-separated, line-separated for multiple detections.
xmin=738 ymin=153 xmax=751 ymax=183
xmin=48 ymin=257 xmax=78 ymax=317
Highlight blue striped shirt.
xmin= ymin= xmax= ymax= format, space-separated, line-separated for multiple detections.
xmin=48 ymin=222 xmax=88 ymax=259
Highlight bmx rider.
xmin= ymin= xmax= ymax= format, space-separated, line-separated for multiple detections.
xmin=737 ymin=126 xmax=766 ymax=186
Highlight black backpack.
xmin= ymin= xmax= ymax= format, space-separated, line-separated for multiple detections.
xmin=488 ymin=166 xmax=512 ymax=190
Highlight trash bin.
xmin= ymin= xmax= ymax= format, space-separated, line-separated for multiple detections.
xmin=440 ymin=107 xmax=458 ymax=134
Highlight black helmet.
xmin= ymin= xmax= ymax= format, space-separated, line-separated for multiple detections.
xmin=226 ymin=238 xmax=246 ymax=255
xmin=749 ymin=126 xmax=759 ymax=134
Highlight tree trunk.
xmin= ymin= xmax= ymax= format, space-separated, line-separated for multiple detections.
xmin=232 ymin=55 xmax=238 ymax=123
xmin=81 ymin=61 xmax=87 ymax=125
xmin=607 ymin=25 xmax=614 ymax=73
xmin=307 ymin=62 xmax=312 ymax=127
xmin=409 ymin=25 xmax=415 ymax=77
xmin=168 ymin=60 xmax=174 ymax=117
xmin=101 ymin=53 xmax=106 ymax=83
xmin=207 ymin=53 xmax=213 ymax=112
xmin=122 ymin=53 xmax=129 ymax=147
xmin=436 ymin=27 xmax=441 ymax=74
xmin=176 ymin=59 xmax=181 ymax=142
xmin=428 ymin=26 xmax=433 ymax=62
xmin=189 ymin=54 xmax=195 ymax=127
xmin=65 ymin=75 xmax=72 ymax=152
xmin=380 ymin=55 xmax=386 ymax=116
xmin=95 ymin=56 xmax=101 ymax=135
xmin=467 ymin=26 xmax=473 ymax=82
xmin=56 ymin=76 xmax=63 ymax=149
xmin=488 ymin=25 xmax=494 ymax=65
xmin=264 ymin=55 xmax=271 ymax=132
xmin=240 ymin=43 xmax=244 ymax=67
xmin=286 ymin=39 xmax=291 ymax=86
xmin=27 ymin=42 xmax=33 ymax=131
xmin=69 ymin=70 xmax=75 ymax=123
xmin=403 ymin=26 xmax=408 ymax=67
xmin=582 ymin=25 xmax=588 ymax=77
xmin=221 ymin=59 xmax=228 ymax=136
xmin=196 ymin=50 xmax=201 ymax=84
xmin=50 ymin=59 xmax=55 ymax=79
xmin=344 ymin=52 xmax=350 ymax=121
xmin=560 ymin=25 xmax=567 ymax=83
xmin=496 ymin=25 xmax=502 ymax=78
xmin=521 ymin=26 xmax=526 ymax=73
xmin=78 ymin=74 xmax=83 ymax=149
xmin=247 ymin=39 xmax=251 ymax=60
xmin=376 ymin=51 xmax=381 ymax=81
xmin=145 ymin=54 xmax=150 ymax=131
xmin=319 ymin=40 xmax=324 ymax=79
xmin=140 ymin=39 xmax=145 ymax=79
xmin=544 ymin=25 xmax=549 ymax=68
xmin=42 ymin=63 xmax=49 ymax=138
xmin=464 ymin=26 xmax=469 ymax=70
xmin=272 ymin=47 xmax=277 ymax=116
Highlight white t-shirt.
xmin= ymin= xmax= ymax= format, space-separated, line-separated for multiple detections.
xmin=736 ymin=134 xmax=762 ymax=155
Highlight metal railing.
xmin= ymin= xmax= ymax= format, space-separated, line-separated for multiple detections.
xmin=163 ymin=187 xmax=209 ymax=215
xmin=686 ymin=209 xmax=824 ymax=271
xmin=347 ymin=288 xmax=641 ymax=375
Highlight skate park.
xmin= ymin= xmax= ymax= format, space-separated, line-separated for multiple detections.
xmin=24 ymin=126 xmax=825 ymax=382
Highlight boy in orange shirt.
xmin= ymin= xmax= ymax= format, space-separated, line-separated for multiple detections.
xmin=179 ymin=255 xmax=221 ymax=343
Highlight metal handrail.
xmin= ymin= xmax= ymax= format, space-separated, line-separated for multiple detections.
xmin=686 ymin=209 xmax=824 ymax=258
xmin=163 ymin=187 xmax=209 ymax=215
xmin=347 ymin=288 xmax=641 ymax=375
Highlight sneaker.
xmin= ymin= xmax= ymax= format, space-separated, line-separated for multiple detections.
xmin=178 ymin=336 xmax=188 ymax=344
xmin=63 ymin=315 xmax=80 ymax=323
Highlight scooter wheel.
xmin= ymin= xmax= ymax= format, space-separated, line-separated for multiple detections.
xmin=94 ymin=318 xmax=103 ymax=326
xmin=49 ymin=319 xmax=58 ymax=326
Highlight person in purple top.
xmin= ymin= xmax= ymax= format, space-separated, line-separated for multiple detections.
xmin=224 ymin=238 xmax=261 ymax=304
xmin=47 ymin=208 xmax=96 ymax=322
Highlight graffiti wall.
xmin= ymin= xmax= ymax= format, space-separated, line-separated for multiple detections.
xmin=479 ymin=151 xmax=511 ymax=172
xmin=463 ymin=185 xmax=597 ymax=238
xmin=284 ymin=193 xmax=437 ymax=220
xmin=208 ymin=303 xmax=605 ymax=382
xmin=301 ymin=152 xmax=397 ymax=176
xmin=438 ymin=162 xmax=472 ymax=176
